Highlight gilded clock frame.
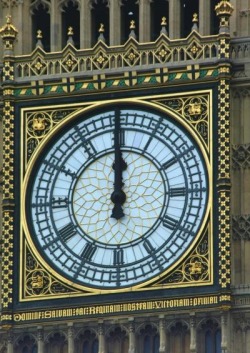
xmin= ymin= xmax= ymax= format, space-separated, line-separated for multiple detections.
xmin=20 ymin=90 xmax=214 ymax=301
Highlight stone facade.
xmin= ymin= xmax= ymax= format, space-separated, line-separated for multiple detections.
xmin=0 ymin=1 xmax=250 ymax=353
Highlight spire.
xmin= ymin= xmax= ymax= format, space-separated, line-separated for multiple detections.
xmin=36 ymin=30 xmax=44 ymax=49
xmin=67 ymin=26 xmax=75 ymax=45
xmin=129 ymin=20 xmax=136 ymax=39
xmin=160 ymin=17 xmax=168 ymax=36
xmin=0 ymin=15 xmax=18 ymax=55
xmin=215 ymin=0 xmax=234 ymax=33
xmin=192 ymin=13 xmax=199 ymax=32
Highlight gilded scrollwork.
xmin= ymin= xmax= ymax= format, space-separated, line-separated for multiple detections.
xmin=25 ymin=245 xmax=79 ymax=298
xmin=155 ymin=93 xmax=209 ymax=147
xmin=157 ymin=230 xmax=210 ymax=286
xmin=25 ymin=108 xmax=79 ymax=163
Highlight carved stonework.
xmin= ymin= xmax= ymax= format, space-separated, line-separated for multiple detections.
xmin=232 ymin=144 xmax=250 ymax=169
xmin=0 ymin=0 xmax=22 ymax=7
xmin=232 ymin=215 xmax=250 ymax=240
xmin=234 ymin=316 xmax=250 ymax=332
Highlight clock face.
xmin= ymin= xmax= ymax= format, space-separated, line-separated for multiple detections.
xmin=25 ymin=104 xmax=209 ymax=290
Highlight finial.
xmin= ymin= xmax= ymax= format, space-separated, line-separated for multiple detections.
xmin=67 ymin=26 xmax=75 ymax=46
xmin=129 ymin=20 xmax=137 ymax=39
xmin=98 ymin=23 xmax=105 ymax=43
xmin=192 ymin=13 xmax=199 ymax=31
xmin=37 ymin=30 xmax=43 ymax=39
xmin=36 ymin=30 xmax=44 ymax=49
xmin=68 ymin=26 xmax=74 ymax=36
xmin=0 ymin=14 xmax=18 ymax=54
xmin=130 ymin=20 xmax=136 ymax=30
xmin=215 ymin=1 xmax=234 ymax=33
xmin=160 ymin=16 xmax=168 ymax=36
xmin=99 ymin=23 xmax=105 ymax=33
xmin=161 ymin=17 xmax=167 ymax=26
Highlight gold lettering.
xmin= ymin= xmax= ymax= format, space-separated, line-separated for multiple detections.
xmin=44 ymin=311 xmax=51 ymax=319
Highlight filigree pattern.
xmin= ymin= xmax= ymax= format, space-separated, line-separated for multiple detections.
xmin=232 ymin=215 xmax=250 ymax=240
xmin=158 ymin=230 xmax=210 ymax=285
xmin=232 ymin=144 xmax=250 ymax=169
xmin=25 ymin=245 xmax=78 ymax=298
xmin=155 ymin=93 xmax=209 ymax=147
xmin=25 ymin=108 xmax=78 ymax=163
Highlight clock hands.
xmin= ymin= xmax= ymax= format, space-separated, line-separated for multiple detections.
xmin=111 ymin=109 xmax=127 ymax=220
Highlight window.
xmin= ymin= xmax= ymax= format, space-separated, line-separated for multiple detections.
xmin=151 ymin=0 xmax=169 ymax=40
xmin=91 ymin=0 xmax=109 ymax=45
xmin=121 ymin=0 xmax=139 ymax=43
xmin=62 ymin=0 xmax=80 ymax=48
xmin=181 ymin=0 xmax=199 ymax=37
xmin=31 ymin=2 xmax=50 ymax=51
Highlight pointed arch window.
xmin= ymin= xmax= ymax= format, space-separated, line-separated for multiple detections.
xmin=121 ymin=0 xmax=139 ymax=43
xmin=91 ymin=0 xmax=109 ymax=46
xmin=139 ymin=324 xmax=159 ymax=353
xmin=61 ymin=0 xmax=80 ymax=48
xmin=31 ymin=1 xmax=50 ymax=51
xmin=181 ymin=0 xmax=199 ymax=37
xmin=151 ymin=0 xmax=169 ymax=40
xmin=210 ymin=0 xmax=220 ymax=34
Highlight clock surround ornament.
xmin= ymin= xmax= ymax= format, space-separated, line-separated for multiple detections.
xmin=23 ymin=102 xmax=210 ymax=292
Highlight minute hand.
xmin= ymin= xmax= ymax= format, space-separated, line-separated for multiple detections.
xmin=111 ymin=109 xmax=127 ymax=220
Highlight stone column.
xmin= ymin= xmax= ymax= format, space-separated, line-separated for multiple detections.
xmin=68 ymin=323 xmax=74 ymax=353
xmin=128 ymin=319 xmax=135 ymax=353
xmin=199 ymin=0 xmax=211 ymax=35
xmin=98 ymin=322 xmax=105 ymax=353
xmin=168 ymin=0 xmax=181 ymax=39
xmin=80 ymin=0 xmax=92 ymax=49
xmin=159 ymin=316 xmax=166 ymax=353
xmin=221 ymin=311 xmax=228 ymax=352
xmin=37 ymin=326 xmax=44 ymax=353
xmin=138 ymin=0 xmax=151 ymax=43
xmin=7 ymin=331 xmax=13 ymax=353
xmin=109 ymin=0 xmax=121 ymax=46
xmin=190 ymin=313 xmax=197 ymax=353
xmin=50 ymin=0 xmax=62 ymax=51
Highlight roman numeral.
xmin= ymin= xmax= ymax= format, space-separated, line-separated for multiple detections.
xmin=162 ymin=157 xmax=177 ymax=170
xmin=80 ymin=242 xmax=97 ymax=261
xmin=162 ymin=215 xmax=178 ymax=230
xmin=52 ymin=197 xmax=69 ymax=208
xmin=169 ymin=187 xmax=186 ymax=197
xmin=113 ymin=249 xmax=124 ymax=266
xmin=59 ymin=223 xmax=77 ymax=242
xmin=74 ymin=126 xmax=97 ymax=157
xmin=143 ymin=239 xmax=155 ymax=254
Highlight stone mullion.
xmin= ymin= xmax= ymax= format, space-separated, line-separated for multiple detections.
xmin=80 ymin=0 xmax=92 ymax=49
xmin=199 ymin=0 xmax=211 ymax=35
xmin=37 ymin=326 xmax=44 ymax=353
xmin=51 ymin=0 xmax=62 ymax=51
xmin=168 ymin=0 xmax=181 ymax=39
xmin=109 ymin=0 xmax=121 ymax=46
xmin=138 ymin=0 xmax=151 ymax=43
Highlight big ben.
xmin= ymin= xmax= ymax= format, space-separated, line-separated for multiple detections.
xmin=0 ymin=1 xmax=250 ymax=353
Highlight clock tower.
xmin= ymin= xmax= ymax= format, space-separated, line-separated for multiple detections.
xmin=1 ymin=1 xmax=248 ymax=353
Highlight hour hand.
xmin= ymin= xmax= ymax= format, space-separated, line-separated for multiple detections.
xmin=110 ymin=110 xmax=127 ymax=220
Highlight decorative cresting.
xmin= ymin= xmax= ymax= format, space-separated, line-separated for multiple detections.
xmin=232 ymin=144 xmax=250 ymax=169
xmin=14 ymin=31 xmax=219 ymax=80
xmin=232 ymin=215 xmax=250 ymax=241
xmin=0 ymin=0 xmax=19 ymax=7
xmin=216 ymin=0 xmax=233 ymax=290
